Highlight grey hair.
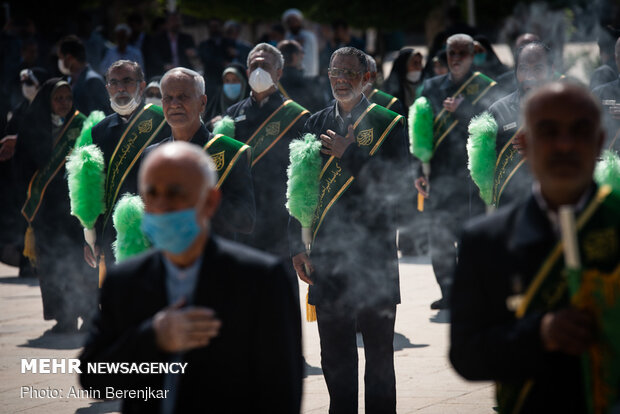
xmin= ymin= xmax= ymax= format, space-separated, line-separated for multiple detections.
xmin=106 ymin=60 xmax=144 ymax=82
xmin=366 ymin=54 xmax=377 ymax=73
xmin=161 ymin=67 xmax=205 ymax=96
xmin=330 ymin=47 xmax=368 ymax=72
xmin=140 ymin=141 xmax=218 ymax=192
xmin=247 ymin=43 xmax=284 ymax=70
xmin=446 ymin=33 xmax=475 ymax=54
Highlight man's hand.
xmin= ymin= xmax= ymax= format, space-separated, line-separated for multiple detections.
xmin=443 ymin=95 xmax=464 ymax=113
xmin=84 ymin=245 xmax=101 ymax=268
xmin=540 ymin=308 xmax=596 ymax=355
xmin=320 ymin=125 xmax=355 ymax=158
xmin=414 ymin=176 xmax=429 ymax=198
xmin=0 ymin=135 xmax=17 ymax=161
xmin=153 ymin=299 xmax=221 ymax=353
xmin=512 ymin=131 xmax=526 ymax=157
xmin=292 ymin=253 xmax=314 ymax=285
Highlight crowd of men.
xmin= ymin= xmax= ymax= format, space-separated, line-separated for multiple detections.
xmin=1 ymin=8 xmax=619 ymax=414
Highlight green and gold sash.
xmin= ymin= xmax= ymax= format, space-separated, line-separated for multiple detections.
xmin=433 ymin=72 xmax=496 ymax=152
xmin=367 ymin=88 xmax=399 ymax=111
xmin=493 ymin=127 xmax=526 ymax=206
xmin=21 ymin=110 xmax=85 ymax=223
xmin=310 ymin=103 xmax=403 ymax=243
xmin=499 ymin=185 xmax=619 ymax=414
xmin=203 ymin=134 xmax=251 ymax=189
xmin=245 ymin=99 xmax=309 ymax=167
xmin=103 ymin=104 xmax=166 ymax=229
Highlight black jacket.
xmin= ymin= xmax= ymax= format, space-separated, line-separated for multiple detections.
xmin=71 ymin=65 xmax=111 ymax=116
xmin=487 ymin=91 xmax=533 ymax=206
xmin=91 ymin=109 xmax=171 ymax=258
xmin=450 ymin=193 xmax=602 ymax=413
xmin=419 ymin=72 xmax=493 ymax=217
xmin=145 ymin=125 xmax=256 ymax=239
xmin=80 ymin=236 xmax=303 ymax=414
xmin=592 ymin=78 xmax=620 ymax=152
xmin=289 ymin=97 xmax=410 ymax=309
xmin=226 ymin=92 xmax=309 ymax=256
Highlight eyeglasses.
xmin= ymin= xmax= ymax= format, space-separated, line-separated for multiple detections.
xmin=328 ymin=67 xmax=362 ymax=80
xmin=106 ymin=77 xmax=139 ymax=88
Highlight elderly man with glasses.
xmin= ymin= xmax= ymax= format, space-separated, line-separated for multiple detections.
xmin=84 ymin=60 xmax=170 ymax=273
xmin=289 ymin=46 xmax=411 ymax=414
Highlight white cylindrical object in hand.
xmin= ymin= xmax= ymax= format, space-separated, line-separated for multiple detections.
xmin=302 ymin=227 xmax=312 ymax=254
xmin=559 ymin=205 xmax=581 ymax=269
xmin=84 ymin=227 xmax=97 ymax=255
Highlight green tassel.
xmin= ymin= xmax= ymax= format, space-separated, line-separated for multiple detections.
xmin=409 ymin=96 xmax=434 ymax=162
xmin=594 ymin=150 xmax=620 ymax=193
xmin=75 ymin=111 xmax=105 ymax=148
xmin=112 ymin=193 xmax=150 ymax=262
xmin=467 ymin=112 xmax=497 ymax=206
xmin=66 ymin=144 xmax=106 ymax=229
xmin=213 ymin=115 xmax=235 ymax=138
xmin=286 ymin=133 xmax=322 ymax=228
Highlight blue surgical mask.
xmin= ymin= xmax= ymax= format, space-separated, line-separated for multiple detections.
xmin=473 ymin=52 xmax=487 ymax=66
xmin=141 ymin=208 xmax=202 ymax=255
xmin=223 ymin=83 xmax=242 ymax=100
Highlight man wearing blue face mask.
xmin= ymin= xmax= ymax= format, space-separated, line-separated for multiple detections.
xmin=226 ymin=43 xmax=310 ymax=258
xmin=79 ymin=141 xmax=303 ymax=413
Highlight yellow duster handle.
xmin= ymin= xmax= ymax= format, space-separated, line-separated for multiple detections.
xmin=23 ymin=224 xmax=37 ymax=266
xmin=98 ymin=253 xmax=106 ymax=288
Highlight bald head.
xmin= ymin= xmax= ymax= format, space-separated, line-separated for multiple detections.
xmin=522 ymin=81 xmax=604 ymax=209
xmin=515 ymin=33 xmax=540 ymax=49
xmin=523 ymin=81 xmax=602 ymax=132
xmin=140 ymin=141 xmax=217 ymax=194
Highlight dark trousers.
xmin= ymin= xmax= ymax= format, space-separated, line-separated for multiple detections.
xmin=316 ymin=304 xmax=397 ymax=414
xmin=429 ymin=212 xmax=463 ymax=300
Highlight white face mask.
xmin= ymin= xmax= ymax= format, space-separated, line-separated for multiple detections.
xmin=406 ymin=70 xmax=422 ymax=83
xmin=22 ymin=84 xmax=38 ymax=102
xmin=51 ymin=113 xmax=64 ymax=127
xmin=110 ymin=90 xmax=142 ymax=116
xmin=58 ymin=58 xmax=71 ymax=76
xmin=249 ymin=68 xmax=274 ymax=93
xmin=145 ymin=97 xmax=162 ymax=107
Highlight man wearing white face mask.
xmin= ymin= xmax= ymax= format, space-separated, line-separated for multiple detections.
xmin=84 ymin=60 xmax=170 ymax=270
xmin=79 ymin=141 xmax=303 ymax=413
xmin=225 ymin=43 xmax=310 ymax=257
xmin=57 ymin=35 xmax=111 ymax=115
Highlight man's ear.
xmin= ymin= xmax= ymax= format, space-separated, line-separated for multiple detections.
xmin=362 ymin=71 xmax=371 ymax=85
xmin=139 ymin=81 xmax=147 ymax=95
xmin=202 ymin=187 xmax=221 ymax=220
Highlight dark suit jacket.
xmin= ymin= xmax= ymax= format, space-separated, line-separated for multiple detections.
xmin=80 ymin=236 xmax=303 ymax=414
xmin=144 ymin=125 xmax=256 ymax=239
xmin=288 ymin=97 xmax=410 ymax=310
xmin=419 ymin=72 xmax=493 ymax=217
xmin=148 ymin=32 xmax=195 ymax=77
xmin=592 ymin=78 xmax=620 ymax=152
xmin=487 ymin=91 xmax=532 ymax=206
xmin=91 ymin=109 xmax=171 ymax=258
xmin=226 ymin=92 xmax=309 ymax=256
xmin=450 ymin=193 xmax=596 ymax=412
xmin=72 ymin=65 xmax=111 ymax=115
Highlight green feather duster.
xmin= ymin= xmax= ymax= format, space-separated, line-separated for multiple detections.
xmin=213 ymin=115 xmax=236 ymax=138
xmin=286 ymin=133 xmax=322 ymax=228
xmin=112 ymin=193 xmax=151 ymax=262
xmin=75 ymin=111 xmax=105 ymax=148
xmin=595 ymin=150 xmax=620 ymax=193
xmin=66 ymin=144 xmax=106 ymax=229
xmin=467 ymin=112 xmax=498 ymax=206
xmin=408 ymin=96 xmax=434 ymax=161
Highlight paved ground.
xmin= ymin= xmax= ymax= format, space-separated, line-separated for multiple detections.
xmin=0 ymin=255 xmax=494 ymax=413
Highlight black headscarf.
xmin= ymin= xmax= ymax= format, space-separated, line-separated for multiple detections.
xmin=384 ymin=47 xmax=422 ymax=108
xmin=17 ymin=78 xmax=75 ymax=178
xmin=204 ymin=63 xmax=249 ymax=124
